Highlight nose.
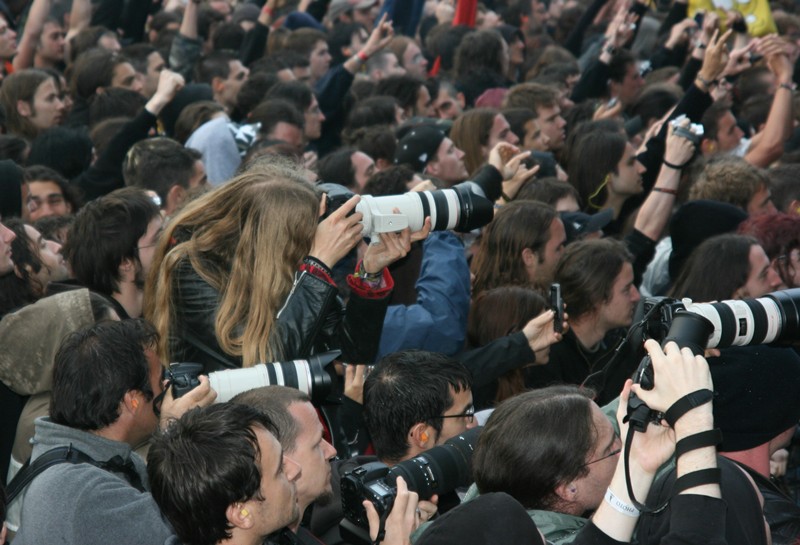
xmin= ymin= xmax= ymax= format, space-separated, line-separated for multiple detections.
xmin=508 ymin=131 xmax=519 ymax=145
xmin=636 ymin=160 xmax=646 ymax=175
xmin=323 ymin=439 xmax=337 ymax=460
xmin=631 ymin=285 xmax=641 ymax=304
xmin=0 ymin=223 xmax=15 ymax=243
xmin=768 ymin=266 xmax=782 ymax=289
xmin=48 ymin=239 xmax=62 ymax=253
xmin=283 ymin=454 xmax=302 ymax=482
xmin=456 ymin=147 xmax=465 ymax=159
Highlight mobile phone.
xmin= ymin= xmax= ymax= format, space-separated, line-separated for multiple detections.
xmin=550 ymin=283 xmax=564 ymax=334
xmin=694 ymin=12 xmax=704 ymax=27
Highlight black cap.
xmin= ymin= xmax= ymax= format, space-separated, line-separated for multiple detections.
xmin=560 ymin=209 xmax=613 ymax=244
xmin=394 ymin=126 xmax=446 ymax=173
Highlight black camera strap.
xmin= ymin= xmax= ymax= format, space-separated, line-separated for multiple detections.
xmin=6 ymin=444 xmax=146 ymax=504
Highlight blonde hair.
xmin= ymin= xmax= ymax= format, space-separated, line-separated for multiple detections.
xmin=145 ymin=160 xmax=319 ymax=366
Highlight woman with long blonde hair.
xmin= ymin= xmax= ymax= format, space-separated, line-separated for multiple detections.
xmin=145 ymin=160 xmax=420 ymax=372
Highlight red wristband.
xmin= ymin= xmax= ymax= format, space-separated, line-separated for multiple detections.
xmin=357 ymin=51 xmax=369 ymax=62
xmin=262 ymin=5 xmax=274 ymax=16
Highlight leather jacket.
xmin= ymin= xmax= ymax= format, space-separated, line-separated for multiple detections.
xmin=168 ymin=258 xmax=391 ymax=372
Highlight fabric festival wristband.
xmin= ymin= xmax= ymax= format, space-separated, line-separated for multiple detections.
xmin=605 ymin=488 xmax=640 ymax=517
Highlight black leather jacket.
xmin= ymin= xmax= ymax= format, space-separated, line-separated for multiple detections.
xmin=168 ymin=259 xmax=391 ymax=372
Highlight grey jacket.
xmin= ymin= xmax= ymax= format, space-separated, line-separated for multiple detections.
xmin=10 ymin=417 xmax=177 ymax=545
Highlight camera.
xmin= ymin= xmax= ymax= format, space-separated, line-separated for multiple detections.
xmin=626 ymin=289 xmax=800 ymax=430
xmin=165 ymin=350 xmax=340 ymax=405
xmin=670 ymin=114 xmax=704 ymax=144
xmin=318 ymin=182 xmax=494 ymax=241
xmin=340 ymin=427 xmax=481 ymax=540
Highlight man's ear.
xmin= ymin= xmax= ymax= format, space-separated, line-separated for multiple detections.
xmin=16 ymin=100 xmax=31 ymax=118
xmin=700 ymin=137 xmax=716 ymax=156
xmin=119 ymin=257 xmax=135 ymax=282
xmin=166 ymin=184 xmax=186 ymax=212
xmin=425 ymin=159 xmax=440 ymax=177
xmin=211 ymin=76 xmax=225 ymax=96
xmin=226 ymin=503 xmax=254 ymax=530
xmin=554 ymin=481 xmax=578 ymax=504
xmin=456 ymin=92 xmax=466 ymax=109
xmin=521 ymin=247 xmax=538 ymax=268
xmin=409 ymin=423 xmax=435 ymax=450
xmin=789 ymin=199 xmax=800 ymax=215
xmin=121 ymin=390 xmax=140 ymax=416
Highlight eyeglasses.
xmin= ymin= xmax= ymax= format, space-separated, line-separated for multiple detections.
xmin=428 ymin=406 xmax=475 ymax=424
xmin=584 ymin=447 xmax=622 ymax=466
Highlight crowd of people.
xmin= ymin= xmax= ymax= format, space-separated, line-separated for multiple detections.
xmin=2 ymin=0 xmax=800 ymax=543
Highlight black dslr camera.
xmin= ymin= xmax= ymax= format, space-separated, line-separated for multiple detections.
xmin=627 ymin=309 xmax=714 ymax=431
xmin=340 ymin=427 xmax=480 ymax=544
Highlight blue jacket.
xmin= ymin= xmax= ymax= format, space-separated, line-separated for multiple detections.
xmin=378 ymin=231 xmax=470 ymax=358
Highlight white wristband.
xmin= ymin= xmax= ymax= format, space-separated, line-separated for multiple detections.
xmin=604 ymin=488 xmax=640 ymax=517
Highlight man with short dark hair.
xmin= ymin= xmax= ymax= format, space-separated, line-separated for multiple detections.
xmin=148 ymin=403 xmax=301 ymax=545
xmin=9 ymin=319 xmax=214 ymax=544
xmin=232 ymin=386 xmax=338 ymax=544
xmin=251 ymin=99 xmax=307 ymax=153
xmin=194 ymin=50 xmax=249 ymax=113
xmin=364 ymin=350 xmax=476 ymax=465
xmin=123 ymin=138 xmax=206 ymax=216
xmin=63 ymin=187 xmax=162 ymax=319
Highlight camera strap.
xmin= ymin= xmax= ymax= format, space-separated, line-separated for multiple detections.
xmin=372 ymin=510 xmax=390 ymax=545
xmin=6 ymin=444 xmax=146 ymax=504
xmin=664 ymin=389 xmax=714 ymax=427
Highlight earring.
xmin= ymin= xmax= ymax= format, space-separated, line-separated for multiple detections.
xmin=241 ymin=509 xmax=249 ymax=517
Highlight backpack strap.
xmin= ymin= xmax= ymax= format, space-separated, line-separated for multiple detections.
xmin=6 ymin=443 xmax=145 ymax=504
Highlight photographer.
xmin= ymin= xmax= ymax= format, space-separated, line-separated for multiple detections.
xmin=145 ymin=160 xmax=429 ymax=373
xmin=440 ymin=340 xmax=722 ymax=545
xmin=8 ymin=320 xmax=215 ymax=545
xmin=307 ymin=350 xmax=473 ymax=543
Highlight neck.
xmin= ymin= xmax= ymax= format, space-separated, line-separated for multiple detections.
xmin=602 ymin=193 xmax=627 ymax=220
xmin=220 ymin=528 xmax=265 ymax=545
xmin=721 ymin=444 xmax=771 ymax=478
xmin=91 ymin=423 xmax=132 ymax=446
xmin=569 ymin=316 xmax=608 ymax=351
xmin=33 ymin=54 xmax=57 ymax=69
xmin=113 ymin=281 xmax=142 ymax=318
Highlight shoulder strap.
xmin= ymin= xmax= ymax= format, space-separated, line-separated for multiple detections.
xmin=6 ymin=445 xmax=95 ymax=503
xmin=6 ymin=444 xmax=146 ymax=504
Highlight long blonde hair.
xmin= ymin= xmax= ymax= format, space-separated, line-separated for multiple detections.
xmin=145 ymin=162 xmax=319 ymax=366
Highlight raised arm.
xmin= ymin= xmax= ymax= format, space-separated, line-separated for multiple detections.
xmin=13 ymin=0 xmax=52 ymax=71
xmin=744 ymin=36 xmax=795 ymax=167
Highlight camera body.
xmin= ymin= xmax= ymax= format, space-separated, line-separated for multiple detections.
xmin=341 ymin=462 xmax=397 ymax=528
xmin=670 ymin=114 xmax=704 ymax=144
xmin=340 ymin=426 xmax=480 ymax=537
xmin=166 ymin=362 xmax=203 ymax=398
xmin=626 ymin=289 xmax=800 ymax=430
